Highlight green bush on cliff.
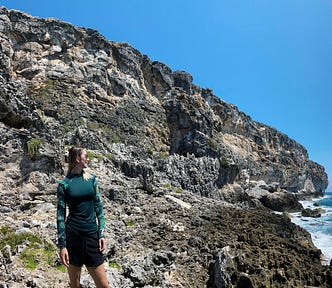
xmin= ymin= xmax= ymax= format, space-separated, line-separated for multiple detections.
xmin=27 ymin=137 xmax=41 ymax=157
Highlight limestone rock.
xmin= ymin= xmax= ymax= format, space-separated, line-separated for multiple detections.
xmin=301 ymin=208 xmax=325 ymax=218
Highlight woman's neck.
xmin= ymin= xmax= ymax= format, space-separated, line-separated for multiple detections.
xmin=71 ymin=165 xmax=83 ymax=175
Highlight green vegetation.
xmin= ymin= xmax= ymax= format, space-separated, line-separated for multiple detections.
xmin=87 ymin=121 xmax=122 ymax=144
xmin=158 ymin=151 xmax=169 ymax=159
xmin=36 ymin=108 xmax=46 ymax=122
xmin=0 ymin=226 xmax=41 ymax=251
xmin=20 ymin=240 xmax=57 ymax=270
xmin=175 ymin=187 xmax=183 ymax=194
xmin=162 ymin=183 xmax=183 ymax=194
xmin=221 ymin=157 xmax=230 ymax=168
xmin=61 ymin=124 xmax=71 ymax=132
xmin=0 ymin=226 xmax=58 ymax=270
xmin=111 ymin=132 xmax=120 ymax=143
xmin=56 ymin=264 xmax=67 ymax=273
xmin=87 ymin=121 xmax=100 ymax=130
xmin=87 ymin=121 xmax=111 ymax=133
xmin=208 ymin=138 xmax=219 ymax=151
xmin=87 ymin=151 xmax=103 ymax=163
xmin=78 ymin=117 xmax=86 ymax=126
xmin=27 ymin=137 xmax=41 ymax=157
xmin=106 ymin=153 xmax=115 ymax=162
xmin=124 ymin=219 xmax=135 ymax=227
xmin=109 ymin=261 xmax=122 ymax=270
xmin=38 ymin=78 xmax=55 ymax=101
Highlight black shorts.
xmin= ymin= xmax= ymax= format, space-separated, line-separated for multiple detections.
xmin=66 ymin=227 xmax=104 ymax=267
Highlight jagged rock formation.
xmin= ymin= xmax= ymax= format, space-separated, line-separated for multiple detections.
xmin=0 ymin=7 xmax=331 ymax=288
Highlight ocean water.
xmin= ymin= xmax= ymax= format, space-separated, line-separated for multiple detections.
xmin=291 ymin=191 xmax=332 ymax=265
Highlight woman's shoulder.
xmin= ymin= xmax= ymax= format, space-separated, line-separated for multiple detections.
xmin=59 ymin=176 xmax=70 ymax=183
xmin=57 ymin=176 xmax=71 ymax=190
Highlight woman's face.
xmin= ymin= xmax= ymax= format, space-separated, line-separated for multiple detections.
xmin=77 ymin=149 xmax=89 ymax=168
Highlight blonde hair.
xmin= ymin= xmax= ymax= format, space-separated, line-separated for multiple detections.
xmin=67 ymin=146 xmax=91 ymax=181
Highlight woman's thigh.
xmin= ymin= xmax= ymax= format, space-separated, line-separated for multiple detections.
xmin=86 ymin=264 xmax=109 ymax=288
xmin=68 ymin=264 xmax=82 ymax=288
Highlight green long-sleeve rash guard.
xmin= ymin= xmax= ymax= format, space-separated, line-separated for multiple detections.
xmin=56 ymin=172 xmax=105 ymax=248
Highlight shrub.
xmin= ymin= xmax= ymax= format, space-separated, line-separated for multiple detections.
xmin=221 ymin=157 xmax=230 ymax=168
xmin=61 ymin=124 xmax=71 ymax=132
xmin=36 ymin=109 xmax=46 ymax=122
xmin=106 ymin=153 xmax=115 ymax=162
xmin=162 ymin=183 xmax=183 ymax=193
xmin=87 ymin=151 xmax=103 ymax=163
xmin=109 ymin=262 xmax=122 ymax=270
xmin=124 ymin=219 xmax=135 ymax=227
xmin=208 ymin=138 xmax=218 ymax=151
xmin=27 ymin=138 xmax=41 ymax=157
xmin=111 ymin=132 xmax=120 ymax=143
xmin=87 ymin=121 xmax=99 ymax=130
xmin=158 ymin=151 xmax=169 ymax=159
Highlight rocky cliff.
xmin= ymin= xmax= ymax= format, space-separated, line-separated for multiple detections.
xmin=0 ymin=7 xmax=330 ymax=288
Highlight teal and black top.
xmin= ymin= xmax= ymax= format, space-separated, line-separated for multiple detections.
xmin=56 ymin=172 xmax=105 ymax=248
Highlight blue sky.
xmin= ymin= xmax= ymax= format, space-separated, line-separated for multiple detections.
xmin=1 ymin=0 xmax=331 ymax=191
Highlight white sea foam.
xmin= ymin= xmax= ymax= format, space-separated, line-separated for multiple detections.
xmin=310 ymin=231 xmax=332 ymax=265
xmin=290 ymin=192 xmax=332 ymax=265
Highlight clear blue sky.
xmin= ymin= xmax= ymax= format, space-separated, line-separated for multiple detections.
xmin=2 ymin=0 xmax=331 ymax=191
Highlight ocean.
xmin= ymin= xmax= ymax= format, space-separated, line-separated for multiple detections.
xmin=291 ymin=191 xmax=332 ymax=265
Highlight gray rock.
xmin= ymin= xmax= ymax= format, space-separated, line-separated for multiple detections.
xmin=2 ymin=245 xmax=12 ymax=264
xmin=211 ymin=247 xmax=234 ymax=288
xmin=301 ymin=208 xmax=325 ymax=218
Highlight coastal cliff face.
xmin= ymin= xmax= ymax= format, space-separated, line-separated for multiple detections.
xmin=0 ymin=7 xmax=330 ymax=288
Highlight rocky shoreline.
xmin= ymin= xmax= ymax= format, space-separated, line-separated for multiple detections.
xmin=0 ymin=7 xmax=331 ymax=287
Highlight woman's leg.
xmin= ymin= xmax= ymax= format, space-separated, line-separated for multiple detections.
xmin=68 ymin=264 xmax=82 ymax=288
xmin=86 ymin=264 xmax=109 ymax=288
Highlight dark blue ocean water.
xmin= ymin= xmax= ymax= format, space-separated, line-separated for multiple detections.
xmin=291 ymin=191 xmax=332 ymax=264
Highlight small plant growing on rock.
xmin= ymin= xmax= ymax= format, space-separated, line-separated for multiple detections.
xmin=106 ymin=153 xmax=115 ymax=162
xmin=124 ymin=219 xmax=135 ymax=227
xmin=61 ymin=123 xmax=71 ymax=132
xmin=208 ymin=138 xmax=219 ymax=151
xmin=87 ymin=151 xmax=103 ymax=163
xmin=111 ymin=132 xmax=120 ymax=143
xmin=221 ymin=157 xmax=230 ymax=168
xmin=27 ymin=137 xmax=41 ymax=158
xmin=87 ymin=121 xmax=99 ymax=130
xmin=175 ymin=187 xmax=183 ymax=194
xmin=36 ymin=108 xmax=46 ymax=122
xmin=109 ymin=261 xmax=122 ymax=270
xmin=158 ymin=151 xmax=169 ymax=159
xmin=0 ymin=226 xmax=58 ymax=270
xmin=162 ymin=183 xmax=183 ymax=193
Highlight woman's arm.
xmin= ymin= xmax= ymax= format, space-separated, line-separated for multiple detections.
xmin=93 ymin=177 xmax=105 ymax=240
xmin=56 ymin=182 xmax=67 ymax=248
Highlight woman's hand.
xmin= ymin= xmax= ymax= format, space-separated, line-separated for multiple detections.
xmin=60 ymin=247 xmax=70 ymax=267
xmin=99 ymin=238 xmax=106 ymax=252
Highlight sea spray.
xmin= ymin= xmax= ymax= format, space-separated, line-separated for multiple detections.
xmin=291 ymin=191 xmax=332 ymax=265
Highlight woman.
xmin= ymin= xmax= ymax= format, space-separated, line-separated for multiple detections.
xmin=57 ymin=146 xmax=109 ymax=288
